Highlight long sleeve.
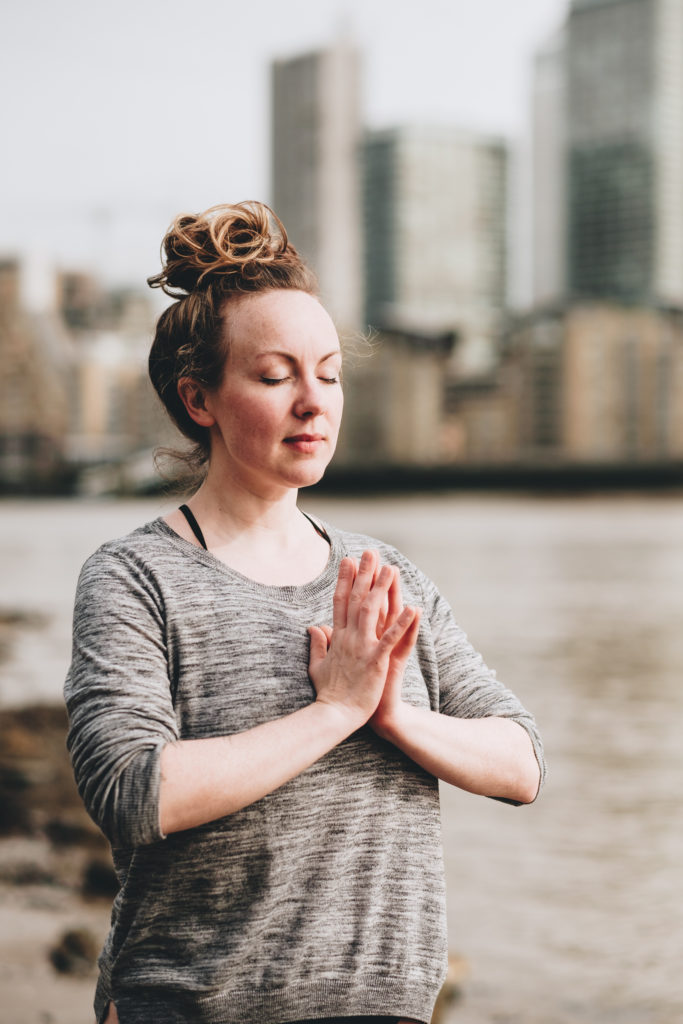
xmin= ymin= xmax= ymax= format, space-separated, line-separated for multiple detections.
xmin=64 ymin=547 xmax=179 ymax=847
xmin=417 ymin=569 xmax=547 ymax=796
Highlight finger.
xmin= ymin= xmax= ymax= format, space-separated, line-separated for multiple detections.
xmin=376 ymin=592 xmax=388 ymax=639
xmin=332 ymin=557 xmax=356 ymax=630
xmin=357 ymin=564 xmax=394 ymax=637
xmin=307 ymin=626 xmax=329 ymax=671
xmin=319 ymin=624 xmax=333 ymax=647
xmin=377 ymin=605 xmax=420 ymax=654
xmin=374 ymin=566 xmax=396 ymax=637
xmin=386 ymin=566 xmax=402 ymax=629
xmin=347 ymin=549 xmax=379 ymax=629
xmin=389 ymin=608 xmax=422 ymax=666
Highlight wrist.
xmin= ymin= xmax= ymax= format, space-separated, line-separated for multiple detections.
xmin=312 ymin=695 xmax=368 ymax=739
xmin=370 ymin=699 xmax=412 ymax=743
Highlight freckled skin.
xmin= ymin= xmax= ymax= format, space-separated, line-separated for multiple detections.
xmin=201 ymin=290 xmax=344 ymax=496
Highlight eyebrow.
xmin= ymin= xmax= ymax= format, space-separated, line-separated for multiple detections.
xmin=255 ymin=349 xmax=342 ymax=365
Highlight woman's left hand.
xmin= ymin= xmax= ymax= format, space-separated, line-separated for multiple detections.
xmin=369 ymin=566 xmax=421 ymax=738
xmin=313 ymin=565 xmax=421 ymax=738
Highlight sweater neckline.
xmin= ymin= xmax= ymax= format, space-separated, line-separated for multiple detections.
xmin=150 ymin=516 xmax=342 ymax=601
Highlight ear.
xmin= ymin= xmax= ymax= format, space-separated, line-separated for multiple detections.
xmin=177 ymin=377 xmax=216 ymax=428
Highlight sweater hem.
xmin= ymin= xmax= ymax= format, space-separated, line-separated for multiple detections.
xmin=113 ymin=973 xmax=439 ymax=1024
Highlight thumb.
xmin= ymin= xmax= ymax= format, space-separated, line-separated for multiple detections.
xmin=307 ymin=626 xmax=329 ymax=668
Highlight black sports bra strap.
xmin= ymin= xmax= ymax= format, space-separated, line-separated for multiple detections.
xmin=179 ymin=505 xmax=328 ymax=551
xmin=300 ymin=509 xmax=331 ymax=546
xmin=178 ymin=504 xmax=208 ymax=550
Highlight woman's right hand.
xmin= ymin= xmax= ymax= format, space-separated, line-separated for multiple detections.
xmin=307 ymin=550 xmax=419 ymax=729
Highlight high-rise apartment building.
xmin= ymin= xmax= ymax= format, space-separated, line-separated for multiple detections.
xmin=531 ymin=29 xmax=567 ymax=306
xmin=533 ymin=0 xmax=683 ymax=306
xmin=363 ymin=126 xmax=507 ymax=371
xmin=270 ymin=38 xmax=362 ymax=329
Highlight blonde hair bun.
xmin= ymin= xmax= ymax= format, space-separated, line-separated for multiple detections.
xmin=149 ymin=201 xmax=293 ymax=296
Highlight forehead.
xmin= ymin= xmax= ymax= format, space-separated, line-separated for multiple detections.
xmin=223 ymin=290 xmax=339 ymax=361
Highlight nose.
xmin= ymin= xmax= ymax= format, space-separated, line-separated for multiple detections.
xmin=293 ymin=375 xmax=325 ymax=419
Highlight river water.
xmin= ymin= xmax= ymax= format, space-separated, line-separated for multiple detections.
xmin=1 ymin=493 xmax=682 ymax=1023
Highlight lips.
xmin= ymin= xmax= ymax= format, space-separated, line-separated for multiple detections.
xmin=283 ymin=433 xmax=325 ymax=453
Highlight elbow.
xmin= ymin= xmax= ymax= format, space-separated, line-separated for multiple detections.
xmin=492 ymin=750 xmax=542 ymax=806
xmin=517 ymin=772 xmax=541 ymax=805
xmin=492 ymin=770 xmax=540 ymax=807
xmin=75 ymin=743 xmax=168 ymax=848
xmin=509 ymin=720 xmax=545 ymax=805
xmin=98 ymin=795 xmax=165 ymax=849
xmin=512 ymin=756 xmax=542 ymax=805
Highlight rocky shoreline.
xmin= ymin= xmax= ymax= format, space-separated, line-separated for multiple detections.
xmin=0 ymin=704 xmax=116 ymax=1024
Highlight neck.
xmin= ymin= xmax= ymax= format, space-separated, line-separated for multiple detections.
xmin=188 ymin=462 xmax=302 ymax=545
xmin=171 ymin=459 xmax=330 ymax=586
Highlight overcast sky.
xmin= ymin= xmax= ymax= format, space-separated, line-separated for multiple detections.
xmin=1 ymin=0 xmax=568 ymax=294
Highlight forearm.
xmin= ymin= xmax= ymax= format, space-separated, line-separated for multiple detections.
xmin=374 ymin=705 xmax=541 ymax=804
xmin=159 ymin=700 xmax=360 ymax=834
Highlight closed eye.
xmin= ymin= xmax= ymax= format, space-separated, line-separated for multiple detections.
xmin=261 ymin=375 xmax=340 ymax=385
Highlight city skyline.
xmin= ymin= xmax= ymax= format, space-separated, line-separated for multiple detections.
xmin=533 ymin=0 xmax=683 ymax=307
xmin=0 ymin=0 xmax=567 ymax=296
xmin=4 ymin=0 xmax=683 ymax=489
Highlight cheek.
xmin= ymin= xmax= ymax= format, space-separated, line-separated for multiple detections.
xmin=223 ymin=391 xmax=282 ymax=439
xmin=331 ymin=388 xmax=344 ymax=428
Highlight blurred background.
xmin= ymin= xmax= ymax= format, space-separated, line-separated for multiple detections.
xmin=1 ymin=1 xmax=682 ymax=1022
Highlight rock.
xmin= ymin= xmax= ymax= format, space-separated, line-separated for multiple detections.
xmin=0 ymin=859 xmax=58 ymax=886
xmin=45 ymin=812 xmax=103 ymax=849
xmin=0 ymin=782 xmax=32 ymax=834
xmin=48 ymin=926 xmax=99 ymax=976
xmin=431 ymin=951 xmax=469 ymax=1023
xmin=82 ymin=857 xmax=119 ymax=899
xmin=0 ymin=705 xmax=103 ymax=846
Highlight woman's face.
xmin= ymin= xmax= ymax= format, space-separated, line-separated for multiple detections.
xmin=198 ymin=289 xmax=344 ymax=495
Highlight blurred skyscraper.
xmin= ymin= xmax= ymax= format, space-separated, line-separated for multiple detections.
xmin=504 ymin=303 xmax=683 ymax=462
xmin=532 ymin=29 xmax=567 ymax=306
xmin=533 ymin=0 xmax=683 ymax=306
xmin=0 ymin=260 xmax=72 ymax=489
xmin=363 ymin=126 xmax=507 ymax=373
xmin=270 ymin=36 xmax=362 ymax=329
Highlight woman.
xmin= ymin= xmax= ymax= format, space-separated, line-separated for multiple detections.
xmin=65 ymin=202 xmax=545 ymax=1024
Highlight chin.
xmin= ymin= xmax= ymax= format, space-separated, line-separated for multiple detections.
xmin=291 ymin=467 xmax=329 ymax=490
xmin=285 ymin=458 xmax=332 ymax=490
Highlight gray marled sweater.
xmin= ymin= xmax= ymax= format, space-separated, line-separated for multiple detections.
xmin=64 ymin=517 xmax=545 ymax=1024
